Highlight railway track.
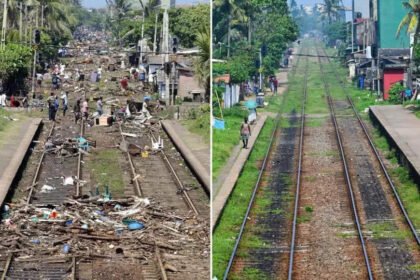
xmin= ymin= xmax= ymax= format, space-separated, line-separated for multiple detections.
xmin=26 ymin=117 xmax=85 ymax=206
xmin=315 ymin=44 xmax=374 ymax=279
xmin=1 ymin=247 xmax=168 ymax=280
xmin=119 ymin=121 xmax=208 ymax=217
xmin=221 ymin=44 xmax=308 ymax=280
xmin=315 ymin=43 xmax=420 ymax=279
xmin=317 ymin=46 xmax=420 ymax=246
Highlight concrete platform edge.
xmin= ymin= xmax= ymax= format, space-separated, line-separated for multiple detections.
xmin=0 ymin=118 xmax=42 ymax=207
xmin=370 ymin=105 xmax=420 ymax=179
xmin=161 ymin=120 xmax=210 ymax=193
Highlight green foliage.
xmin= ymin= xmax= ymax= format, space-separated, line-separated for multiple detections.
xmin=0 ymin=44 xmax=32 ymax=81
xmin=389 ymin=83 xmax=405 ymax=104
xmin=324 ymin=22 xmax=347 ymax=46
xmin=213 ymin=62 xmax=228 ymax=77
xmin=228 ymin=55 xmax=253 ymax=83
xmin=169 ymin=5 xmax=210 ymax=48
xmin=213 ymin=0 xmax=298 ymax=78
xmin=74 ymin=8 xmax=106 ymax=30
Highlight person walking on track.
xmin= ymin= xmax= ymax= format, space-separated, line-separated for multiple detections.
xmin=240 ymin=117 xmax=252 ymax=149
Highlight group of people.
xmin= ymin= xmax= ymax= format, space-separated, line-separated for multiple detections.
xmin=46 ymin=92 xmax=68 ymax=122
xmin=47 ymin=91 xmax=104 ymax=124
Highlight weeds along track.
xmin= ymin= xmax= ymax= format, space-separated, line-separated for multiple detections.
xmin=316 ymin=44 xmax=420 ymax=279
xmin=27 ymin=117 xmax=85 ymax=206
xmin=221 ymin=45 xmax=309 ymax=280
xmin=119 ymin=122 xmax=209 ymax=218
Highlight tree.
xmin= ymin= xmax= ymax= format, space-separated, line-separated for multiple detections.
xmin=169 ymin=5 xmax=210 ymax=49
xmin=213 ymin=0 xmax=246 ymax=57
xmin=0 ymin=43 xmax=32 ymax=94
xmin=193 ymin=24 xmax=210 ymax=101
xmin=397 ymin=0 xmax=420 ymax=45
xmin=319 ymin=0 xmax=340 ymax=24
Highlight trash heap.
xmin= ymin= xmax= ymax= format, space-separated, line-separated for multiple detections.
xmin=0 ymin=195 xmax=209 ymax=262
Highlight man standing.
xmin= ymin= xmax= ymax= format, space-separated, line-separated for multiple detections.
xmin=0 ymin=93 xmax=6 ymax=107
xmin=61 ymin=92 xmax=68 ymax=116
xmin=73 ymin=99 xmax=81 ymax=124
xmin=96 ymin=97 xmax=103 ymax=116
xmin=36 ymin=73 xmax=43 ymax=89
xmin=47 ymin=93 xmax=56 ymax=121
xmin=273 ymin=77 xmax=278 ymax=94
xmin=82 ymin=98 xmax=89 ymax=120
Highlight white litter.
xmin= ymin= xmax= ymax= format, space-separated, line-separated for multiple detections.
xmin=63 ymin=177 xmax=74 ymax=185
xmin=40 ymin=185 xmax=55 ymax=193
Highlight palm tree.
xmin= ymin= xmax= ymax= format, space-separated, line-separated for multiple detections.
xmin=397 ymin=0 xmax=420 ymax=45
xmin=319 ymin=0 xmax=340 ymax=24
xmin=194 ymin=25 xmax=210 ymax=101
xmin=213 ymin=0 xmax=245 ymax=57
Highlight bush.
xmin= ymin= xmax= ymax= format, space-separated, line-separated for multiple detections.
xmin=388 ymin=83 xmax=405 ymax=104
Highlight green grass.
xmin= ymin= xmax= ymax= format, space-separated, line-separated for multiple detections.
xmin=182 ymin=104 xmax=210 ymax=143
xmin=212 ymin=117 xmax=275 ymax=279
xmin=212 ymin=106 xmax=249 ymax=179
xmin=366 ymin=221 xmax=410 ymax=240
xmin=0 ymin=109 xmax=11 ymax=132
xmin=408 ymin=264 xmax=420 ymax=271
xmin=89 ymin=149 xmax=125 ymax=197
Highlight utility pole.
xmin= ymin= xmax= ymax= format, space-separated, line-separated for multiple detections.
xmin=351 ymin=0 xmax=354 ymax=53
xmin=19 ymin=1 xmax=22 ymax=42
xmin=1 ymin=0 xmax=7 ymax=50
xmin=162 ymin=9 xmax=170 ymax=104
xmin=259 ymin=48 xmax=262 ymax=90
xmin=138 ymin=8 xmax=145 ymax=67
xmin=153 ymin=13 xmax=158 ymax=54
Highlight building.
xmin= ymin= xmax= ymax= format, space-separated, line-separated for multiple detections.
xmin=147 ymin=54 xmax=205 ymax=102
xmin=371 ymin=0 xmax=410 ymax=48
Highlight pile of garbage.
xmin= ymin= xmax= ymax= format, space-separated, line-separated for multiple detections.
xmin=0 ymin=195 xmax=209 ymax=261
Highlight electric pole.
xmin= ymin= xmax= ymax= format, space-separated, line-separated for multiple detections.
xmin=153 ymin=13 xmax=158 ymax=54
xmin=1 ymin=0 xmax=7 ymax=50
xmin=162 ymin=8 xmax=170 ymax=104
xmin=259 ymin=48 xmax=262 ymax=90
xmin=351 ymin=0 xmax=354 ymax=53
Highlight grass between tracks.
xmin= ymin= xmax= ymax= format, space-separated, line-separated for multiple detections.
xmin=212 ymin=117 xmax=275 ymax=279
xmin=212 ymin=45 xmax=310 ymax=279
xmin=88 ymin=149 xmax=125 ymax=197
xmin=323 ymin=47 xmax=420 ymax=230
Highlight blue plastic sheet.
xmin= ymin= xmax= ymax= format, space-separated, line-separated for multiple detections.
xmin=213 ymin=118 xmax=225 ymax=130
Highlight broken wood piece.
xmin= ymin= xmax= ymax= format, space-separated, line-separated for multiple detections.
xmin=121 ymin=132 xmax=138 ymax=138
xmin=76 ymin=234 xmax=120 ymax=241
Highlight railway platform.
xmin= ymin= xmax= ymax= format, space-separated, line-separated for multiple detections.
xmin=370 ymin=105 xmax=420 ymax=180
xmin=161 ymin=120 xmax=210 ymax=192
xmin=212 ymin=115 xmax=267 ymax=230
xmin=0 ymin=117 xmax=42 ymax=207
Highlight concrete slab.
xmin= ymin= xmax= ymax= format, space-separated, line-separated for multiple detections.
xmin=370 ymin=105 xmax=420 ymax=176
xmin=212 ymin=115 xmax=268 ymax=230
xmin=161 ymin=120 xmax=210 ymax=192
xmin=0 ymin=118 xmax=42 ymax=207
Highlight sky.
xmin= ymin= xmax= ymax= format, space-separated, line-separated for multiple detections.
xmin=82 ymin=0 xmax=208 ymax=9
xmin=295 ymin=0 xmax=352 ymax=7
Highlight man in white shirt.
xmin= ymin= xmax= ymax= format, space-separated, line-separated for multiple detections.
xmin=0 ymin=93 xmax=7 ymax=107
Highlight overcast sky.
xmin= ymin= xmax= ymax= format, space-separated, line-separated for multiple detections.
xmin=82 ymin=0 xmax=208 ymax=8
